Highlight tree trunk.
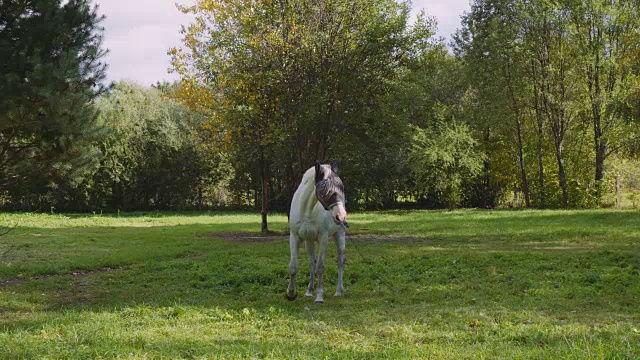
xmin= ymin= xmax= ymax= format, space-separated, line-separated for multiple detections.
xmin=590 ymin=82 xmax=608 ymax=202
xmin=505 ymin=65 xmax=530 ymax=208
xmin=588 ymin=41 xmax=606 ymax=201
xmin=554 ymin=142 xmax=569 ymax=208
xmin=616 ymin=176 xmax=622 ymax=209
xmin=536 ymin=120 xmax=546 ymax=208
xmin=594 ymin=134 xmax=606 ymax=193
xmin=483 ymin=126 xmax=493 ymax=208
xmin=260 ymin=151 xmax=269 ymax=233
xmin=515 ymin=117 xmax=531 ymax=208
xmin=531 ymin=60 xmax=545 ymax=208
xmin=537 ymin=30 xmax=570 ymax=208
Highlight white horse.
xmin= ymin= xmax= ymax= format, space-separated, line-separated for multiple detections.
xmin=287 ymin=161 xmax=347 ymax=303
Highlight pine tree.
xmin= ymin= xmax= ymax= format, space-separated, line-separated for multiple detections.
xmin=0 ymin=0 xmax=108 ymax=195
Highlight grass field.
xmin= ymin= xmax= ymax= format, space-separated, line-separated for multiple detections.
xmin=0 ymin=209 xmax=639 ymax=359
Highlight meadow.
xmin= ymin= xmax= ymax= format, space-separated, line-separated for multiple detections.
xmin=0 ymin=209 xmax=638 ymax=359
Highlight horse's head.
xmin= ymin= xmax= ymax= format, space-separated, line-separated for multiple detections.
xmin=315 ymin=161 xmax=347 ymax=226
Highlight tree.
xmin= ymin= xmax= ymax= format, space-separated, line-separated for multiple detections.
xmin=408 ymin=118 xmax=484 ymax=209
xmin=90 ymin=81 xmax=222 ymax=211
xmin=171 ymin=0 xmax=437 ymax=224
xmin=570 ymin=0 xmax=640 ymax=200
xmin=171 ymin=0 xmax=298 ymax=232
xmin=0 ymin=0 xmax=107 ymax=195
xmin=455 ymin=0 xmax=640 ymax=208
xmin=455 ymin=0 xmax=533 ymax=207
xmin=382 ymin=22 xmax=472 ymax=208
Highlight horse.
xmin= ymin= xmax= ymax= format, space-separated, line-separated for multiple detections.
xmin=286 ymin=161 xmax=347 ymax=303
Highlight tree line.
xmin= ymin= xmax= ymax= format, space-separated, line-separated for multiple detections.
xmin=2 ymin=0 xmax=640 ymax=227
xmin=455 ymin=0 xmax=640 ymax=209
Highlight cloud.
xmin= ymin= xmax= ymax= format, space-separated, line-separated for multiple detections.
xmin=96 ymin=0 xmax=195 ymax=86
xmin=412 ymin=0 xmax=470 ymax=42
xmin=97 ymin=0 xmax=469 ymax=86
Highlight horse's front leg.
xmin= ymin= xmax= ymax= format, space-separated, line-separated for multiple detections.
xmin=314 ymin=232 xmax=329 ymax=303
xmin=304 ymin=240 xmax=316 ymax=297
xmin=335 ymin=229 xmax=346 ymax=296
xmin=286 ymin=233 xmax=300 ymax=300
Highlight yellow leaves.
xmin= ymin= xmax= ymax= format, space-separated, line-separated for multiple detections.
xmin=197 ymin=0 xmax=225 ymax=13
xmin=167 ymin=47 xmax=179 ymax=57
xmin=175 ymin=3 xmax=196 ymax=14
xmin=170 ymin=0 xmax=299 ymax=151
xmin=167 ymin=79 xmax=217 ymax=116
xmin=168 ymin=49 xmax=191 ymax=83
xmin=223 ymin=131 xmax=234 ymax=146
xmin=468 ymin=319 xmax=481 ymax=328
xmin=195 ymin=0 xmax=247 ymax=20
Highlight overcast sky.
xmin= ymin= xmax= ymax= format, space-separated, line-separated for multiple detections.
xmin=97 ymin=0 xmax=470 ymax=86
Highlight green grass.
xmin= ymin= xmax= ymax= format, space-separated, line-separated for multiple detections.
xmin=0 ymin=209 xmax=639 ymax=359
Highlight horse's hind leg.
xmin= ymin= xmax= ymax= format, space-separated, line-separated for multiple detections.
xmin=286 ymin=233 xmax=299 ymax=301
xmin=335 ymin=231 xmax=346 ymax=296
xmin=315 ymin=233 xmax=329 ymax=303
xmin=304 ymin=240 xmax=316 ymax=297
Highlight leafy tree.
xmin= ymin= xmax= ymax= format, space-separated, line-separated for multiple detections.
xmin=380 ymin=24 xmax=472 ymax=208
xmin=455 ymin=0 xmax=532 ymax=207
xmin=90 ymin=82 xmax=222 ymax=211
xmin=171 ymin=0 xmax=298 ymax=231
xmin=455 ymin=0 xmax=640 ymax=208
xmin=408 ymin=118 xmax=484 ymax=209
xmin=569 ymin=0 xmax=640 ymax=199
xmin=171 ymin=0 xmax=439 ymax=225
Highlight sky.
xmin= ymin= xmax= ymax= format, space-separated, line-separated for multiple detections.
xmin=97 ymin=0 xmax=470 ymax=86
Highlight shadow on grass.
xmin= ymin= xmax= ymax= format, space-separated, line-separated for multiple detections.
xmin=351 ymin=209 xmax=640 ymax=247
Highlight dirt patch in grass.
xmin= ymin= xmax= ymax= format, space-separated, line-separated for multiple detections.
xmin=177 ymin=253 xmax=206 ymax=260
xmin=206 ymin=231 xmax=289 ymax=243
xmin=346 ymin=234 xmax=431 ymax=243
xmin=206 ymin=231 xmax=429 ymax=244
xmin=0 ymin=267 xmax=117 ymax=289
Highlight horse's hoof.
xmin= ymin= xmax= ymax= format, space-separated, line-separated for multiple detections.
xmin=315 ymin=299 xmax=324 ymax=304
xmin=304 ymin=291 xmax=313 ymax=297
xmin=334 ymin=292 xmax=343 ymax=297
xmin=286 ymin=293 xmax=297 ymax=301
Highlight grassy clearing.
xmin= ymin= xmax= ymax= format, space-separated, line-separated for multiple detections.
xmin=0 ymin=209 xmax=639 ymax=359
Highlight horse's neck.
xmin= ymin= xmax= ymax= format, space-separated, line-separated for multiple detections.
xmin=300 ymin=181 xmax=319 ymax=217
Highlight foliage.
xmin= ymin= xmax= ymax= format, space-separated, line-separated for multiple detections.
xmin=0 ymin=210 xmax=638 ymax=358
xmin=4 ymin=0 xmax=640 ymax=212
xmin=88 ymin=82 xmax=226 ymax=211
xmin=0 ymin=0 xmax=107 ymax=196
xmin=1 ymin=81 xmax=228 ymax=211
xmin=454 ymin=0 xmax=640 ymax=208
xmin=170 ymin=0 xmax=446 ymax=217
xmin=408 ymin=119 xmax=484 ymax=208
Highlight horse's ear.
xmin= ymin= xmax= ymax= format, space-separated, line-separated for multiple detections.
xmin=331 ymin=160 xmax=339 ymax=174
xmin=315 ymin=161 xmax=323 ymax=182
